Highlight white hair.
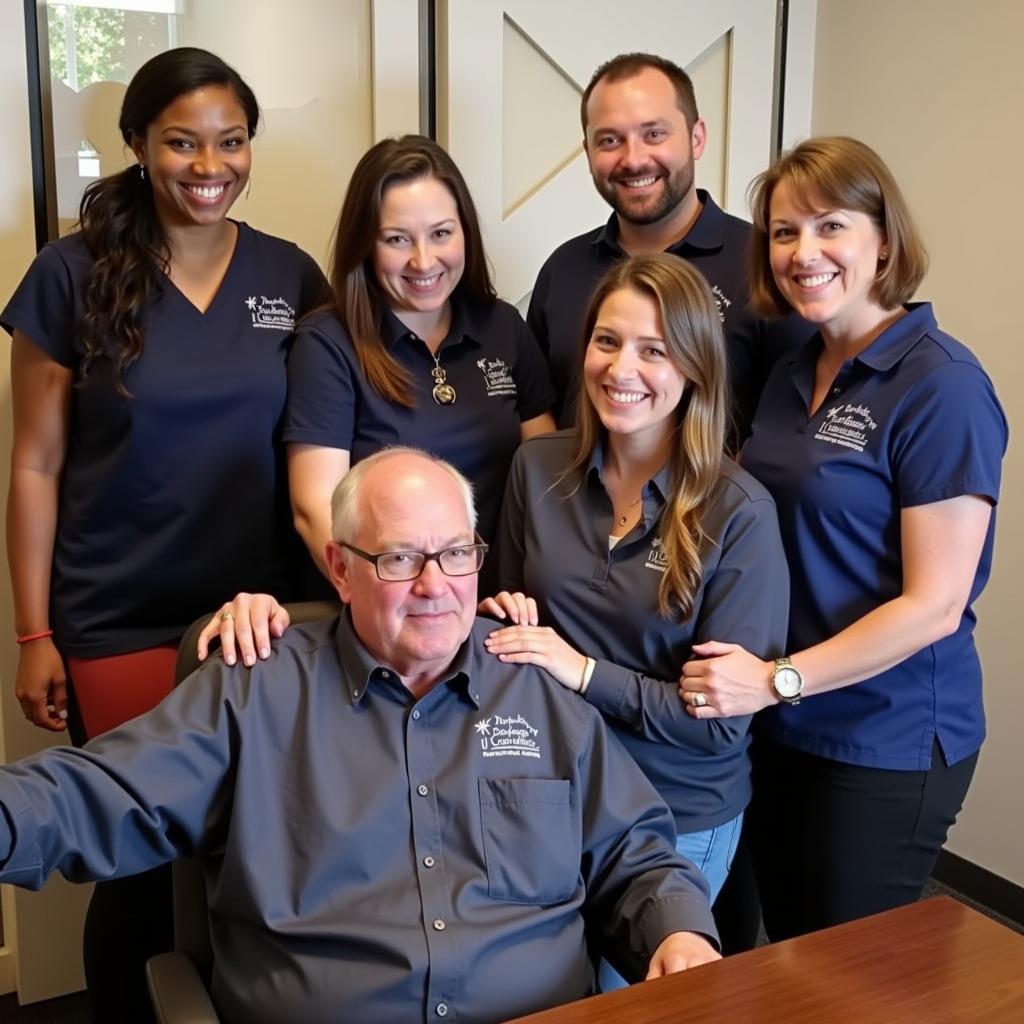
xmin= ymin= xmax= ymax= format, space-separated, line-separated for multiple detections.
xmin=330 ymin=446 xmax=477 ymax=543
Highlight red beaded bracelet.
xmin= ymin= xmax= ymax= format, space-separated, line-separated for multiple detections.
xmin=16 ymin=629 xmax=54 ymax=645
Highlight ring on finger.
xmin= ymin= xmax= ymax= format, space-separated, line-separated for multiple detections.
xmin=692 ymin=692 xmax=707 ymax=708
xmin=220 ymin=611 xmax=235 ymax=623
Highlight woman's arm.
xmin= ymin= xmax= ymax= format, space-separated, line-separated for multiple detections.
xmin=681 ymin=494 xmax=993 ymax=716
xmin=7 ymin=331 xmax=72 ymax=731
xmin=520 ymin=412 xmax=556 ymax=442
xmin=288 ymin=442 xmax=350 ymax=578
xmin=484 ymin=493 xmax=788 ymax=753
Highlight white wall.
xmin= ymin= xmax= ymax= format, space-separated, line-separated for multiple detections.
xmin=811 ymin=0 xmax=1022 ymax=886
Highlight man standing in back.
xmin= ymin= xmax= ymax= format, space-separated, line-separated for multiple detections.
xmin=529 ymin=52 xmax=811 ymax=441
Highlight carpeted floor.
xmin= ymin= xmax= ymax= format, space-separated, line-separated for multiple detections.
xmin=0 ymin=879 xmax=1019 ymax=1023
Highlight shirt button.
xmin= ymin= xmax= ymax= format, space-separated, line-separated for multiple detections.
xmin=417 ymin=784 xmax=429 ymax=797
xmin=436 ymin=1004 xmax=448 ymax=1017
xmin=412 ymin=709 xmax=421 ymax=720
xmin=351 ymin=689 xmax=360 ymax=698
xmin=433 ymin=918 xmax=446 ymax=931
xmin=832 ymin=386 xmax=841 ymax=394
xmin=381 ymin=670 xmax=390 ymax=679
xmin=424 ymin=856 xmax=436 ymax=868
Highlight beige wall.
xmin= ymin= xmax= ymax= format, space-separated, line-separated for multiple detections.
xmin=812 ymin=0 xmax=1022 ymax=885
xmin=0 ymin=0 xmax=94 ymax=1003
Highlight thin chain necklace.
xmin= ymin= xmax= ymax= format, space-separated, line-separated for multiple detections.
xmin=617 ymin=495 xmax=643 ymax=527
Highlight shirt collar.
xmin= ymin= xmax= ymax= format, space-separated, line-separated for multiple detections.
xmin=335 ymin=607 xmax=478 ymax=708
xmin=585 ymin=440 xmax=672 ymax=512
xmin=787 ymin=302 xmax=937 ymax=382
xmin=381 ymin=293 xmax=485 ymax=352
xmin=592 ymin=189 xmax=725 ymax=256
xmin=853 ymin=303 xmax=937 ymax=371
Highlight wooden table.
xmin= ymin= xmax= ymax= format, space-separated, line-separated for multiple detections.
xmin=506 ymin=897 xmax=1024 ymax=1023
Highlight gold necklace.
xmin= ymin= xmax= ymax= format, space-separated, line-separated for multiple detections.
xmin=430 ymin=349 xmax=456 ymax=405
xmin=617 ymin=496 xmax=643 ymax=527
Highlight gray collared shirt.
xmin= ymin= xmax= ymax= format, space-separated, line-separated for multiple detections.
xmin=494 ymin=431 xmax=790 ymax=831
xmin=0 ymin=613 xmax=715 ymax=1024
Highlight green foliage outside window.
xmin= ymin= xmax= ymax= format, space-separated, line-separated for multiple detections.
xmin=47 ymin=4 xmax=127 ymax=87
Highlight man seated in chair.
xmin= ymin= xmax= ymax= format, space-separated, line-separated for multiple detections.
xmin=0 ymin=448 xmax=718 ymax=1024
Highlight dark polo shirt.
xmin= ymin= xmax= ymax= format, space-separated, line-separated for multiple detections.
xmin=495 ymin=431 xmax=790 ymax=831
xmin=284 ymin=295 xmax=555 ymax=550
xmin=527 ymin=191 xmax=813 ymax=443
xmin=743 ymin=303 xmax=1007 ymax=770
xmin=0 ymin=613 xmax=716 ymax=1024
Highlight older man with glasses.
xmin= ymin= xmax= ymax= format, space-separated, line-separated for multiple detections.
xmin=0 ymin=447 xmax=718 ymax=1024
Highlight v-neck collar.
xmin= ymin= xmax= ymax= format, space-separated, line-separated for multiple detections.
xmin=161 ymin=220 xmax=245 ymax=321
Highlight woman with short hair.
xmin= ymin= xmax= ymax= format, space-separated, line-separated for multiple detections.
xmin=680 ymin=136 xmax=1008 ymax=939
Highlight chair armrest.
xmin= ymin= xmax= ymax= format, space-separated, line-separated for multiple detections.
xmin=146 ymin=952 xmax=221 ymax=1024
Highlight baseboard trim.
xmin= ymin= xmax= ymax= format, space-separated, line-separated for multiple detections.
xmin=934 ymin=850 xmax=1024 ymax=927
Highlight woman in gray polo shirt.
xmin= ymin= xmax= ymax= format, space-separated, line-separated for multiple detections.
xmin=483 ymin=254 xmax=788 ymax=982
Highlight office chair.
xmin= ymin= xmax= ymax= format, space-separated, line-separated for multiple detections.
xmin=145 ymin=600 xmax=340 ymax=1024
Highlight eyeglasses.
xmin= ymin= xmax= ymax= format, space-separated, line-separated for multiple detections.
xmin=340 ymin=539 xmax=489 ymax=582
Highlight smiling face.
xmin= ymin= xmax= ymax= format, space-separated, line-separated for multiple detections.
xmin=768 ymin=178 xmax=890 ymax=341
xmin=327 ymin=454 xmax=478 ymax=686
xmin=583 ymin=286 xmax=688 ymax=448
xmin=130 ymin=84 xmax=251 ymax=231
xmin=372 ymin=176 xmax=466 ymax=325
xmin=584 ymin=67 xmax=705 ymax=228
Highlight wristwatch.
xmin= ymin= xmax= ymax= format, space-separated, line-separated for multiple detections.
xmin=771 ymin=657 xmax=804 ymax=705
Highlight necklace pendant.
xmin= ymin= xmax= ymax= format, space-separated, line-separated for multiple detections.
xmin=433 ymin=382 xmax=457 ymax=405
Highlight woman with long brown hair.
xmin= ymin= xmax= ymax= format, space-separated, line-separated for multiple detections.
xmin=201 ymin=135 xmax=555 ymax=661
xmin=482 ymin=253 xmax=788 ymax=986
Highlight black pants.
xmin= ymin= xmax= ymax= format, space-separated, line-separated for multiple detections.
xmin=749 ymin=735 xmax=977 ymax=942
xmin=67 ymin=684 xmax=174 ymax=1024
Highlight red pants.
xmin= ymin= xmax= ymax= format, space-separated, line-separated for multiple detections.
xmin=66 ymin=644 xmax=178 ymax=740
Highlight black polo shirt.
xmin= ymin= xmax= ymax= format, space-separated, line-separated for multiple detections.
xmin=284 ymin=295 xmax=555 ymax=550
xmin=527 ymin=191 xmax=814 ymax=443
xmin=1 ymin=224 xmax=328 ymax=656
xmin=494 ymin=431 xmax=790 ymax=831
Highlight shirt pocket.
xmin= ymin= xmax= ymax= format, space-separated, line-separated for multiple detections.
xmin=478 ymin=777 xmax=580 ymax=904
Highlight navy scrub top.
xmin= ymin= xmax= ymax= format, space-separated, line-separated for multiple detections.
xmin=283 ymin=295 xmax=555 ymax=549
xmin=1 ymin=223 xmax=329 ymax=657
xmin=743 ymin=303 xmax=1008 ymax=770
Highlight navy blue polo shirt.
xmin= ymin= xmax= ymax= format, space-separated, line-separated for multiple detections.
xmin=495 ymin=431 xmax=790 ymax=831
xmin=1 ymin=223 xmax=329 ymax=656
xmin=527 ymin=190 xmax=813 ymax=441
xmin=742 ymin=303 xmax=1008 ymax=770
xmin=283 ymin=295 xmax=555 ymax=551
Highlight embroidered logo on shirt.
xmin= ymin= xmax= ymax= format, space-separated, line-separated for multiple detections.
xmin=814 ymin=403 xmax=878 ymax=453
xmin=476 ymin=357 xmax=517 ymax=398
xmin=644 ymin=537 xmax=669 ymax=573
xmin=474 ymin=714 xmax=541 ymax=759
xmin=245 ymin=295 xmax=297 ymax=331
xmin=710 ymin=285 xmax=732 ymax=324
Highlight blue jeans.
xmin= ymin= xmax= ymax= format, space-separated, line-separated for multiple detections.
xmin=597 ymin=811 xmax=743 ymax=992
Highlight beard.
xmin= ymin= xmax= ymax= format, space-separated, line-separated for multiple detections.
xmin=595 ymin=156 xmax=696 ymax=227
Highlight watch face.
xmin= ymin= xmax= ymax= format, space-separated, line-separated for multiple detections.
xmin=775 ymin=666 xmax=802 ymax=698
